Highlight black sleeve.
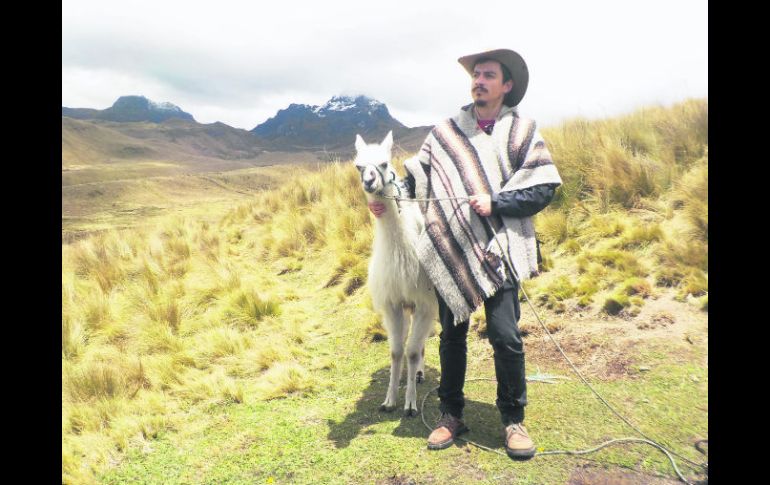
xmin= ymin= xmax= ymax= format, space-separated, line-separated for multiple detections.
xmin=491 ymin=183 xmax=560 ymax=218
xmin=403 ymin=171 xmax=417 ymax=199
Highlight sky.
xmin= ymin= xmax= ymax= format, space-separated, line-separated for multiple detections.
xmin=62 ymin=0 xmax=707 ymax=131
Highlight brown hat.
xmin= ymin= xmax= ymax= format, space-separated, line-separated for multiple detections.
xmin=458 ymin=48 xmax=529 ymax=107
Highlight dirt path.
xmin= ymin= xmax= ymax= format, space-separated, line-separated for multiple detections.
xmin=496 ymin=288 xmax=708 ymax=380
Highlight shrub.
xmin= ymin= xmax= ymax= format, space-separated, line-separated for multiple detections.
xmin=602 ymin=293 xmax=630 ymax=315
xmin=622 ymin=277 xmax=653 ymax=298
xmin=544 ymin=276 xmax=576 ymax=301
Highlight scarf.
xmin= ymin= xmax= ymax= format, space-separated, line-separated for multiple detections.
xmin=404 ymin=104 xmax=562 ymax=325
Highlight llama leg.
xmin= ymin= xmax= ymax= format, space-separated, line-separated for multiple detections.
xmin=416 ymin=298 xmax=437 ymax=383
xmin=408 ymin=311 xmax=425 ymax=384
xmin=417 ymin=345 xmax=425 ymax=384
xmin=401 ymin=309 xmax=411 ymax=384
xmin=403 ymin=304 xmax=436 ymax=416
xmin=380 ymin=303 xmax=406 ymax=412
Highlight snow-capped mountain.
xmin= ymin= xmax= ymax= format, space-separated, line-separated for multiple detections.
xmin=311 ymin=95 xmax=386 ymax=117
xmin=62 ymin=94 xmax=433 ymax=156
xmin=62 ymin=96 xmax=196 ymax=123
xmin=251 ymin=95 xmax=419 ymax=150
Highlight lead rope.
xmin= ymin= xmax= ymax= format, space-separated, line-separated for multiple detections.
xmin=383 ymin=193 xmax=707 ymax=484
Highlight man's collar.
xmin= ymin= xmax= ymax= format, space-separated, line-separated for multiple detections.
xmin=462 ymin=103 xmax=516 ymax=121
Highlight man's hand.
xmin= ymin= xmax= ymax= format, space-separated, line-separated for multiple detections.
xmin=469 ymin=194 xmax=492 ymax=216
xmin=368 ymin=201 xmax=386 ymax=218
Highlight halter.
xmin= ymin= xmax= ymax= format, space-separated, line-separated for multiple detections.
xmin=357 ymin=162 xmax=404 ymax=211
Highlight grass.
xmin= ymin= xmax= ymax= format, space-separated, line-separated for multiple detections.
xmin=95 ymin=320 xmax=707 ymax=485
xmin=62 ymin=99 xmax=708 ymax=484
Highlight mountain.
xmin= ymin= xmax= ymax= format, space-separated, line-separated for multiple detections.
xmin=251 ymin=95 xmax=431 ymax=152
xmin=62 ymin=94 xmax=433 ymax=171
xmin=62 ymin=95 xmax=196 ymax=123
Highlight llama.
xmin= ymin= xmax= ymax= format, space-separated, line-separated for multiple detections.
xmin=354 ymin=131 xmax=438 ymax=417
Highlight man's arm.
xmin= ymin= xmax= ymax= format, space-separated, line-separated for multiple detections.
xmin=403 ymin=171 xmax=416 ymax=199
xmin=468 ymin=183 xmax=559 ymax=218
xmin=491 ymin=183 xmax=560 ymax=218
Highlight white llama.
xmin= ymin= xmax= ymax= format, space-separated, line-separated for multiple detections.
xmin=354 ymin=131 xmax=438 ymax=417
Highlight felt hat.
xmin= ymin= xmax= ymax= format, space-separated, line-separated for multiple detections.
xmin=458 ymin=48 xmax=529 ymax=107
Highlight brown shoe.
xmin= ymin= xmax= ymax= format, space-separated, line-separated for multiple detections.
xmin=504 ymin=423 xmax=536 ymax=459
xmin=427 ymin=413 xmax=469 ymax=450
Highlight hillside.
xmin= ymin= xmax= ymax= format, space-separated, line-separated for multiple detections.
xmin=62 ymin=117 xmax=269 ymax=176
xmin=63 ymin=95 xmax=433 ymax=175
xmin=61 ymin=98 xmax=708 ymax=484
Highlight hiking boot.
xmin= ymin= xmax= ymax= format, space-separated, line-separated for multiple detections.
xmin=504 ymin=422 xmax=536 ymax=459
xmin=427 ymin=413 xmax=469 ymax=450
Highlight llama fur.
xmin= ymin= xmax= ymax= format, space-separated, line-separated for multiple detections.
xmin=354 ymin=131 xmax=438 ymax=416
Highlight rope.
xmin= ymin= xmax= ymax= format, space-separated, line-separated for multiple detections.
xmin=419 ymin=379 xmax=698 ymax=484
xmin=382 ymin=194 xmax=469 ymax=202
xmin=384 ymin=192 xmax=707 ymax=484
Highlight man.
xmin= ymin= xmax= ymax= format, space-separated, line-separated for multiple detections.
xmin=368 ymin=48 xmax=562 ymax=459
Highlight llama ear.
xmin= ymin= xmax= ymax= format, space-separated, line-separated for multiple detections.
xmin=381 ymin=130 xmax=393 ymax=154
xmin=355 ymin=134 xmax=366 ymax=153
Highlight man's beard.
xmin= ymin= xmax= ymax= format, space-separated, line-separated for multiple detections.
xmin=473 ymin=99 xmax=488 ymax=107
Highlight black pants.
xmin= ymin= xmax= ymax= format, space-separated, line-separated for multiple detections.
xmin=436 ymin=277 xmax=527 ymax=426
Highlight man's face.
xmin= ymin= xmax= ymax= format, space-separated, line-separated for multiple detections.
xmin=471 ymin=60 xmax=513 ymax=108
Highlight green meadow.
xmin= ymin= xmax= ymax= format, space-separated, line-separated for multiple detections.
xmin=62 ymin=99 xmax=707 ymax=484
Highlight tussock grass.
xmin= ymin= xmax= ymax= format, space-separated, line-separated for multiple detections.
xmin=544 ymin=98 xmax=707 ymax=211
xmin=71 ymin=237 xmax=128 ymax=293
xmin=575 ymin=275 xmax=600 ymax=297
xmin=590 ymin=248 xmax=646 ymax=276
xmin=523 ymin=99 xmax=708 ymax=309
xmin=62 ymin=313 xmax=87 ymax=359
xmin=700 ymin=294 xmax=708 ymax=311
xmin=617 ymin=223 xmax=663 ymax=249
xmin=363 ymin=312 xmax=387 ymax=342
xmin=63 ymin=348 xmax=146 ymax=402
xmin=141 ymin=353 xmax=186 ymax=389
xmin=224 ymin=289 xmax=281 ymax=326
xmin=174 ymin=368 xmax=244 ymax=404
xmin=602 ymin=293 xmax=630 ymax=315
xmin=191 ymin=327 xmax=250 ymax=362
xmin=256 ymin=362 xmax=317 ymax=400
xmin=673 ymin=154 xmax=708 ymax=241
xmin=621 ymin=277 xmax=653 ymax=298
xmin=543 ymin=276 xmax=577 ymax=301
xmin=62 ymin=205 xmax=300 ymax=482
xmin=655 ymin=265 xmax=687 ymax=288
xmin=137 ymin=322 xmax=182 ymax=354
xmin=577 ymin=294 xmax=594 ymax=307
xmin=82 ymin=287 xmax=115 ymax=331
xmin=676 ymin=269 xmax=708 ymax=301
xmin=535 ymin=209 xmax=571 ymax=245
xmin=656 ymin=238 xmax=707 ymax=273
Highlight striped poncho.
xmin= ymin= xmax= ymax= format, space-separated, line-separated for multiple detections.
xmin=404 ymin=104 xmax=562 ymax=325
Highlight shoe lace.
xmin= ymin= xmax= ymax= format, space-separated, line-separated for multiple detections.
xmin=506 ymin=423 xmax=527 ymax=437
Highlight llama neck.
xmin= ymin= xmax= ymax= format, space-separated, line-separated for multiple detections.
xmin=373 ymin=196 xmax=400 ymax=224
xmin=370 ymin=193 xmax=420 ymax=285
xmin=371 ymin=195 xmax=407 ymax=241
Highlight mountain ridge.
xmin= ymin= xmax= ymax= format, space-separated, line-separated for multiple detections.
xmin=63 ymin=94 xmax=433 ymax=159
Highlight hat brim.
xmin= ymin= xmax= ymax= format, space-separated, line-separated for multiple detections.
xmin=458 ymin=48 xmax=529 ymax=107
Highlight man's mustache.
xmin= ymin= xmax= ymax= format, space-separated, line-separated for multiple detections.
xmin=474 ymin=87 xmax=487 ymax=93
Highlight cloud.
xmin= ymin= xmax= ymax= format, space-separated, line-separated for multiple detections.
xmin=62 ymin=0 xmax=707 ymax=129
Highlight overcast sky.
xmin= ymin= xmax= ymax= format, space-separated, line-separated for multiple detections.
xmin=62 ymin=0 xmax=707 ymax=130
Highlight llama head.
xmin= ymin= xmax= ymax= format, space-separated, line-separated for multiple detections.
xmin=353 ymin=131 xmax=395 ymax=195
